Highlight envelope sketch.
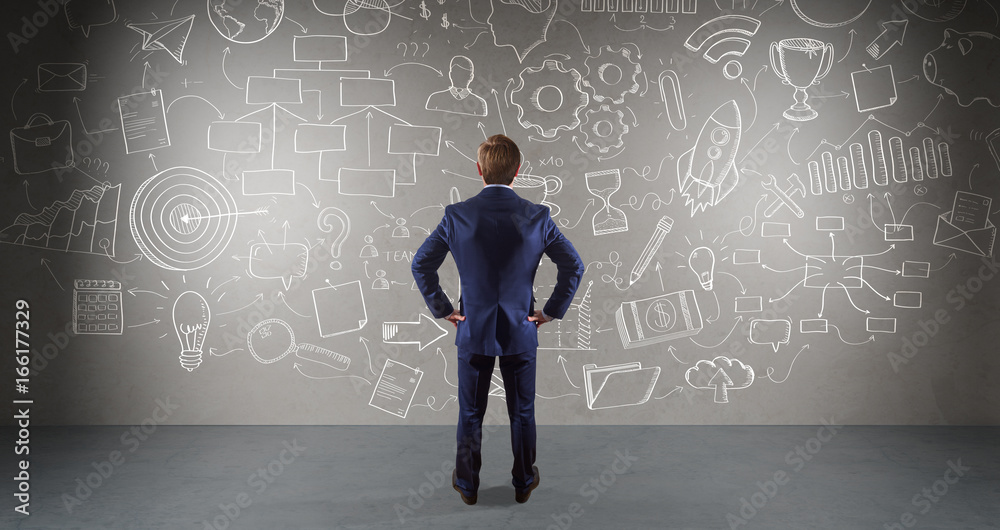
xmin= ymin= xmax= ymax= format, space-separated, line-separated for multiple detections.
xmin=38 ymin=63 xmax=87 ymax=92
xmin=933 ymin=211 xmax=996 ymax=257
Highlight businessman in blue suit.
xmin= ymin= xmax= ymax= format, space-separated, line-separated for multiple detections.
xmin=412 ymin=135 xmax=584 ymax=505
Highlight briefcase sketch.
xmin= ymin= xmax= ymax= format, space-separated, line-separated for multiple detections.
xmin=10 ymin=113 xmax=74 ymax=175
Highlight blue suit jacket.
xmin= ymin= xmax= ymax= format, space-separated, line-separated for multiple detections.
xmin=412 ymin=186 xmax=585 ymax=356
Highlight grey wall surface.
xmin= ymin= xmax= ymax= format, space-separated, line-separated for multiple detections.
xmin=2 ymin=0 xmax=998 ymax=425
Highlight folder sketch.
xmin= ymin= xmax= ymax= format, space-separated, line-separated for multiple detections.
xmin=369 ymin=359 xmax=423 ymax=418
xmin=582 ymin=362 xmax=660 ymax=410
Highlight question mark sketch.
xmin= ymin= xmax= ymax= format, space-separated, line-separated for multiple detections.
xmin=318 ymin=207 xmax=350 ymax=270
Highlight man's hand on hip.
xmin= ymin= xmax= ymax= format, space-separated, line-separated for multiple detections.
xmin=527 ymin=310 xmax=551 ymax=328
xmin=444 ymin=309 xmax=465 ymax=328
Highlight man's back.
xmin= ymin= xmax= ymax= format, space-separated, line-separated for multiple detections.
xmin=413 ymin=186 xmax=583 ymax=356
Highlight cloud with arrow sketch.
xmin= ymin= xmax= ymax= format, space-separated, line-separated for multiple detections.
xmin=685 ymin=356 xmax=754 ymax=404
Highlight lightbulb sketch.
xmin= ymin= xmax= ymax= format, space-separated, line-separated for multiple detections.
xmin=688 ymin=247 xmax=715 ymax=291
xmin=173 ymin=291 xmax=210 ymax=372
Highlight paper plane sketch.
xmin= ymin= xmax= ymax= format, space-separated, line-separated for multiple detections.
xmin=685 ymin=356 xmax=754 ymax=404
xmin=127 ymin=14 xmax=195 ymax=64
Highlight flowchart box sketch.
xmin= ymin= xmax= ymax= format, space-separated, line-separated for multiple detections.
xmin=293 ymin=35 xmax=347 ymax=62
xmin=894 ymin=291 xmax=922 ymax=309
xmin=337 ymin=168 xmax=395 ymax=197
xmin=312 ymin=280 xmax=367 ymax=337
xmin=805 ymin=255 xmax=863 ymax=289
xmin=732 ymin=249 xmax=760 ymax=265
xmin=341 ymin=77 xmax=395 ymax=106
xmin=901 ymin=261 xmax=930 ymax=278
xmin=816 ymin=216 xmax=844 ymax=231
xmin=800 ymin=319 xmax=828 ymax=333
xmin=388 ymin=125 xmax=442 ymax=156
xmin=867 ymin=317 xmax=896 ymax=333
xmin=583 ymin=362 xmax=660 ymax=410
xmin=208 ymin=122 xmax=261 ymax=152
xmin=885 ymin=224 xmax=914 ymax=242
xmin=243 ymin=169 xmax=295 ymax=195
xmin=246 ymin=76 xmax=302 ymax=105
xmin=734 ymin=296 xmax=763 ymax=313
xmin=295 ymin=124 xmax=346 ymax=153
xmin=616 ymin=289 xmax=702 ymax=349
xmin=369 ymin=358 xmax=423 ymax=418
xmin=761 ymin=222 xmax=791 ymax=237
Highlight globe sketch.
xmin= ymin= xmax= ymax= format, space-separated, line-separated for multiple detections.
xmin=208 ymin=0 xmax=284 ymax=44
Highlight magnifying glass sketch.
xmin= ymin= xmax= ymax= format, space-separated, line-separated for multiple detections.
xmin=247 ymin=318 xmax=351 ymax=370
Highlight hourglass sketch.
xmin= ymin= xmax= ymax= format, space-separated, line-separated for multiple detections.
xmin=586 ymin=169 xmax=628 ymax=235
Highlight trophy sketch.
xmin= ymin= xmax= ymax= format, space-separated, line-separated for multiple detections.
xmin=770 ymin=38 xmax=834 ymax=121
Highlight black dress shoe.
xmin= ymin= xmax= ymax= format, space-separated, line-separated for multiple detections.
xmin=515 ymin=466 xmax=540 ymax=503
xmin=452 ymin=470 xmax=477 ymax=505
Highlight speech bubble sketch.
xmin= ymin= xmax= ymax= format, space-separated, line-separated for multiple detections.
xmin=247 ymin=242 xmax=308 ymax=290
xmin=749 ymin=318 xmax=791 ymax=352
xmin=685 ymin=356 xmax=754 ymax=404
xmin=66 ymin=0 xmax=117 ymax=37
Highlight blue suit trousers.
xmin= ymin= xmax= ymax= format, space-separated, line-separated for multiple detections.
xmin=454 ymin=348 xmax=537 ymax=497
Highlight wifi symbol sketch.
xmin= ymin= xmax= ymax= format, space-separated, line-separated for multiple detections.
xmin=684 ymin=15 xmax=762 ymax=80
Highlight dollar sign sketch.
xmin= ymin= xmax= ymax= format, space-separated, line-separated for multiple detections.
xmin=441 ymin=13 xmax=450 ymax=28
xmin=649 ymin=300 xmax=672 ymax=330
xmin=419 ymin=1 xmax=430 ymax=20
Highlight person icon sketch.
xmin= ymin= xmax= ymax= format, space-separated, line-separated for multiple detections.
xmin=372 ymin=270 xmax=389 ymax=290
xmin=425 ymin=55 xmax=488 ymax=117
xmin=488 ymin=0 xmax=558 ymax=63
xmin=392 ymin=218 xmax=410 ymax=238
xmin=359 ymin=235 xmax=378 ymax=258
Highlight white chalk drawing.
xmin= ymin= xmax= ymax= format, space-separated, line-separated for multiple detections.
xmin=512 ymin=170 xmax=563 ymax=217
xmin=382 ymin=313 xmax=448 ymax=351
xmin=903 ymin=0 xmax=966 ymax=22
xmin=127 ymin=14 xmax=195 ymax=64
xmin=173 ymin=291 xmax=210 ymax=372
xmin=37 ymin=63 xmax=88 ymax=92
xmin=629 ymin=215 xmax=674 ymax=286
xmin=582 ymin=362 xmax=660 ymax=410
xmin=687 ymin=246 xmax=715 ymax=291
xmin=771 ymin=38 xmax=834 ymax=121
xmin=933 ymin=191 xmax=995 ymax=256
xmin=1 ymin=182 xmax=120 ymax=256
xmin=130 ymin=167 xmax=239 ymax=271
xmin=760 ymin=222 xmax=791 ymax=237
xmin=807 ymin=132 xmax=951 ymax=195
xmin=734 ymin=296 xmax=762 ymax=313
xmin=685 ymin=356 xmax=754 ymax=404
xmin=370 ymin=358 xmax=423 ymax=418
xmin=901 ymin=261 xmax=930 ymax=278
xmin=118 ymin=89 xmax=171 ymax=154
xmin=318 ymin=207 xmax=350 ymax=269
xmin=788 ymin=0 xmax=871 ymax=28
xmin=208 ymin=121 xmax=262 ymax=153
xmin=658 ymin=69 xmax=686 ymax=130
xmin=248 ymin=242 xmax=308 ymax=290
xmin=65 ymin=0 xmax=117 ymax=37
xmin=247 ymin=318 xmax=350 ymax=370
xmin=425 ymin=56 xmax=488 ymax=116
xmin=73 ymin=279 xmax=123 ymax=335
xmin=586 ymin=169 xmax=628 ymax=235
xmin=208 ymin=0 xmax=284 ymax=44
xmin=581 ymin=0 xmax=697 ymax=12
xmin=312 ymin=280 xmax=367 ymax=337
xmin=487 ymin=0 xmax=557 ymax=63
xmin=732 ymin=249 xmax=760 ymax=265
xmin=923 ymin=29 xmax=1000 ymax=107
xmin=616 ymin=290 xmax=702 ymax=349
xmin=866 ymin=19 xmax=908 ymax=60
xmin=511 ymin=59 xmax=589 ymax=138
xmin=10 ymin=113 xmax=74 ymax=175
xmin=748 ymin=318 xmax=791 ymax=352
xmin=800 ymin=319 xmax=828 ymax=333
xmin=294 ymin=34 xmax=347 ymax=63
xmin=851 ymin=64 xmax=897 ymax=112
xmin=683 ymin=14 xmax=760 ymax=80
xmin=677 ymin=100 xmax=742 ymax=215
xmin=866 ymin=317 xmax=896 ymax=333
xmin=313 ymin=0 xmax=411 ymax=36
xmin=583 ymin=45 xmax=641 ymax=104
xmin=760 ymin=174 xmax=805 ymax=218
xmin=580 ymin=104 xmax=629 ymax=154
xmin=893 ymin=291 xmax=923 ymax=309
xmin=816 ymin=216 xmax=845 ymax=232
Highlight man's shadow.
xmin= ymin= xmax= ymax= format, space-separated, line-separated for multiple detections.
xmin=472 ymin=485 xmax=520 ymax=506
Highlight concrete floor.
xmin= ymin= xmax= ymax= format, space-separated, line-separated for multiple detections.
xmin=0 ymin=425 xmax=997 ymax=529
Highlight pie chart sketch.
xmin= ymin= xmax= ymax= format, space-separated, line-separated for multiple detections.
xmin=130 ymin=166 xmax=239 ymax=271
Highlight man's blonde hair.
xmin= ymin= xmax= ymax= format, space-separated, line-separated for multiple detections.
xmin=477 ymin=134 xmax=520 ymax=185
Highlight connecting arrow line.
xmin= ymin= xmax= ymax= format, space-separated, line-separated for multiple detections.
xmin=445 ymin=140 xmax=475 ymax=162
xmin=557 ymin=198 xmax=594 ymax=230
xmin=764 ymin=345 xmax=809 ymax=384
xmin=654 ymin=386 xmax=683 ymax=399
xmin=819 ymin=283 xmax=830 ymax=318
xmin=836 ymin=282 xmax=869 ymax=314
xmin=783 ymin=239 xmax=810 ymax=259
xmin=128 ymin=287 xmax=168 ymax=299
xmin=217 ymin=293 xmax=264 ymax=316
xmin=492 ymin=88 xmax=506 ymax=135
xmin=668 ymin=345 xmax=688 ymax=365
xmin=437 ymin=348 xmax=457 ymax=388
xmin=717 ymin=271 xmax=746 ymax=294
xmin=293 ymin=363 xmax=371 ymax=383
xmin=384 ymin=62 xmax=443 ymax=77
xmin=413 ymin=395 xmax=457 ymax=411
xmin=40 ymin=259 xmax=64 ymax=291
xmin=166 ymin=95 xmax=224 ymax=119
xmin=382 ymin=313 xmax=448 ymax=351
xmin=181 ymin=207 xmax=268 ymax=223
xmin=535 ymin=392 xmax=581 ymax=400
xmin=829 ymin=325 xmax=874 ymax=345
xmin=900 ymin=201 xmax=940 ymax=224
xmin=11 ymin=78 xmax=26 ymax=121
xmin=222 ymin=47 xmax=245 ymax=90
xmin=689 ymin=317 xmax=742 ymax=349
xmin=359 ymin=337 xmax=376 ymax=376
xmin=557 ymin=355 xmax=580 ymax=388
xmin=73 ymin=97 xmax=119 ymax=134
xmin=763 ymin=264 xmax=808 ymax=274
xmin=277 ymin=292 xmax=312 ymax=318
xmin=930 ymin=254 xmax=957 ymax=272
xmin=770 ymin=280 xmax=804 ymax=303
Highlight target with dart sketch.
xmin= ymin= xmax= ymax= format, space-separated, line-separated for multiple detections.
xmin=130 ymin=166 xmax=239 ymax=271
